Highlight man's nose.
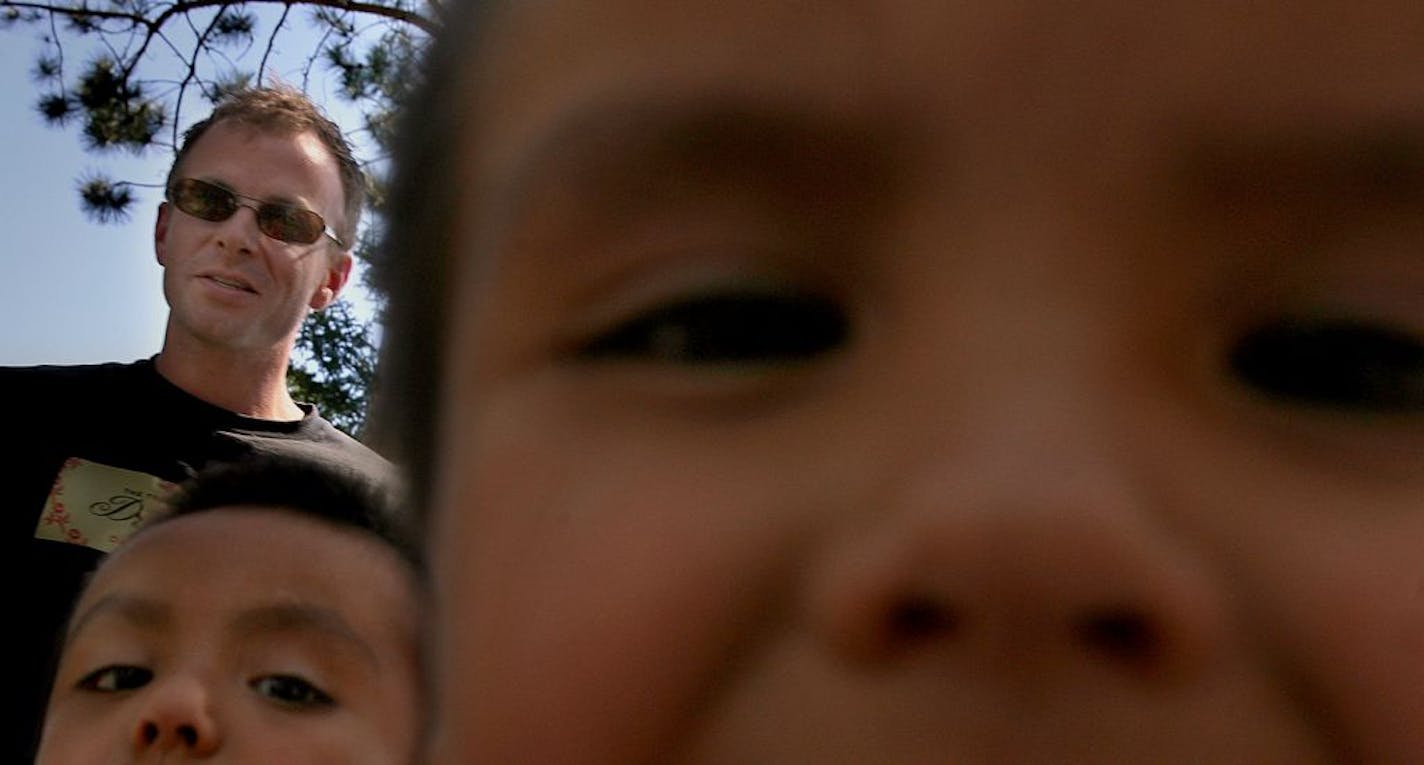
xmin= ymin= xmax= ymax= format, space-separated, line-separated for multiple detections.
xmin=215 ymin=203 xmax=264 ymax=252
xmin=131 ymin=675 xmax=221 ymax=756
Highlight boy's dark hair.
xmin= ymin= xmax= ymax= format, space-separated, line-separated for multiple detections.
xmin=365 ymin=0 xmax=502 ymax=526
xmin=166 ymin=83 xmax=366 ymax=247
xmin=160 ymin=454 xmax=419 ymax=569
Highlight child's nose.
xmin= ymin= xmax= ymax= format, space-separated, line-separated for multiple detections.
xmin=131 ymin=676 xmax=221 ymax=756
xmin=808 ymin=466 xmax=1227 ymax=685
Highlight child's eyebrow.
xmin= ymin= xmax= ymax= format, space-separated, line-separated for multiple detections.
xmin=486 ymin=93 xmax=901 ymax=224
xmin=1181 ymin=120 xmax=1424 ymax=204
xmin=66 ymin=595 xmax=382 ymax=669
xmin=66 ymin=592 xmax=168 ymax=640
xmin=231 ymin=602 xmax=382 ymax=668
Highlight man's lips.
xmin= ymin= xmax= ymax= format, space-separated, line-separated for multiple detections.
xmin=201 ymin=274 xmax=258 ymax=294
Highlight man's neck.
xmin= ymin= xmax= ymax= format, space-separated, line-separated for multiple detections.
xmin=154 ymin=340 xmax=304 ymax=422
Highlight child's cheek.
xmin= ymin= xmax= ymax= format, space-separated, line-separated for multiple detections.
xmin=1186 ymin=451 xmax=1424 ymax=761
xmin=430 ymin=380 xmax=802 ymax=761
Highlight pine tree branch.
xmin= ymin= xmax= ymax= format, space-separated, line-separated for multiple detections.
xmin=1 ymin=0 xmax=435 ymax=34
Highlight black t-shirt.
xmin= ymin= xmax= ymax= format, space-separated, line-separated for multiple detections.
xmin=1 ymin=358 xmax=393 ymax=762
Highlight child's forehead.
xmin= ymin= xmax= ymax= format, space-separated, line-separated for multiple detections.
xmin=461 ymin=1 xmax=1424 ymax=224
xmin=447 ymin=1 xmax=1424 ymax=297
xmin=476 ymin=2 xmax=1424 ymax=102
xmin=127 ymin=505 xmax=349 ymax=547
xmin=74 ymin=509 xmax=417 ymax=645
xmin=92 ymin=508 xmax=409 ymax=600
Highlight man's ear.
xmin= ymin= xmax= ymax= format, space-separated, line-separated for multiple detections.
xmin=154 ymin=201 xmax=171 ymax=266
xmin=309 ymin=251 xmax=354 ymax=311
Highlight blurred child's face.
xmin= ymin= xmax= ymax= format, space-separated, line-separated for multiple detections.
xmin=38 ymin=509 xmax=421 ymax=765
xmin=431 ymin=1 xmax=1424 ymax=760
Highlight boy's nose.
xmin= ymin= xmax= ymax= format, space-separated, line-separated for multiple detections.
xmin=131 ymin=676 xmax=221 ymax=756
xmin=799 ymin=246 xmax=1234 ymax=685
xmin=809 ymin=451 xmax=1226 ymax=685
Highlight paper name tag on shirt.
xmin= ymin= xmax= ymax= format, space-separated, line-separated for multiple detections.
xmin=34 ymin=458 xmax=178 ymax=553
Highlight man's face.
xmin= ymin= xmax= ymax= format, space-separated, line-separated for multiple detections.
xmin=156 ymin=120 xmax=351 ymax=354
xmin=37 ymin=507 xmax=422 ymax=764
xmin=430 ymin=1 xmax=1424 ymax=760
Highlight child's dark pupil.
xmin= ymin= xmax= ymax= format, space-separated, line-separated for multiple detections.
xmin=1230 ymin=317 xmax=1424 ymax=411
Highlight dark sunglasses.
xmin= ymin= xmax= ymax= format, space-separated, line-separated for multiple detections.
xmin=167 ymin=177 xmax=344 ymax=247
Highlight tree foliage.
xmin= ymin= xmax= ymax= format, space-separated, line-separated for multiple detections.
xmin=288 ymin=298 xmax=379 ymax=435
xmin=1 ymin=0 xmax=435 ymax=182
xmin=1 ymin=0 xmax=437 ymax=434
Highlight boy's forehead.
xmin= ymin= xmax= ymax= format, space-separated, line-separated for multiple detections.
xmin=95 ymin=507 xmax=394 ymax=584
xmin=466 ymin=1 xmax=1424 ymax=190
xmin=77 ymin=508 xmax=417 ymax=636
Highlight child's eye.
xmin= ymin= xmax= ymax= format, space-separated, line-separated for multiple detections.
xmin=1228 ymin=317 xmax=1424 ymax=411
xmin=77 ymin=665 xmax=152 ymax=693
xmin=576 ymin=290 xmax=850 ymax=365
xmin=250 ymin=674 xmax=336 ymax=709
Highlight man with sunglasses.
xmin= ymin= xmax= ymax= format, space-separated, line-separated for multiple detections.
xmin=0 ymin=84 xmax=392 ymax=762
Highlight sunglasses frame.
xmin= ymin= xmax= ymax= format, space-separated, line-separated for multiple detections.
xmin=166 ymin=178 xmax=345 ymax=247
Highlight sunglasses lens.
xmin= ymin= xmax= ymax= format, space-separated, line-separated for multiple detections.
xmin=257 ymin=204 xmax=325 ymax=245
xmin=169 ymin=178 xmax=334 ymax=245
xmin=172 ymin=179 xmax=236 ymax=222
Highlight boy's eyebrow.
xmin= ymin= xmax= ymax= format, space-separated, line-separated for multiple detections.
xmin=67 ymin=594 xmax=382 ymax=669
xmin=232 ymin=602 xmax=381 ymax=669
xmin=488 ymin=93 xmax=899 ymax=217
xmin=66 ymin=592 xmax=168 ymax=640
xmin=1182 ymin=120 xmax=1424 ymax=202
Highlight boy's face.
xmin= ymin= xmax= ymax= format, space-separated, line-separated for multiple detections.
xmin=38 ymin=508 xmax=421 ymax=764
xmin=431 ymin=1 xmax=1424 ymax=760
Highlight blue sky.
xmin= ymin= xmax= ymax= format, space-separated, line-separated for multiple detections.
xmin=0 ymin=20 xmax=382 ymax=366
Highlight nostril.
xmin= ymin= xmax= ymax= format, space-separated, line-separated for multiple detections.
xmin=140 ymin=722 xmax=159 ymax=745
xmin=887 ymin=595 xmax=958 ymax=645
xmin=178 ymin=724 xmax=199 ymax=748
xmin=1075 ymin=607 xmax=1161 ymax=668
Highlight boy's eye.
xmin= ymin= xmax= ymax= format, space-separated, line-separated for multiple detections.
xmin=1228 ymin=317 xmax=1424 ymax=411
xmin=250 ymin=674 xmax=336 ymax=709
xmin=577 ymin=290 xmax=850 ymax=365
xmin=77 ymin=665 xmax=152 ymax=693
